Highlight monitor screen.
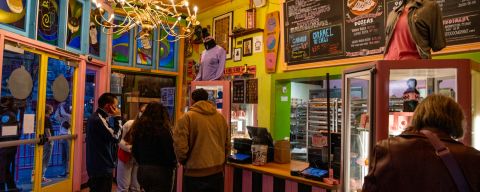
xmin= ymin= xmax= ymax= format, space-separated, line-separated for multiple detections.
xmin=247 ymin=126 xmax=273 ymax=147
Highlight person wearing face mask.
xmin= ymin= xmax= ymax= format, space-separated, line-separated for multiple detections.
xmin=194 ymin=28 xmax=226 ymax=81
xmin=86 ymin=93 xmax=123 ymax=192
xmin=116 ymin=104 xmax=147 ymax=192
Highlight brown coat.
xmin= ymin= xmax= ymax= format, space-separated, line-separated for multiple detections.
xmin=363 ymin=131 xmax=480 ymax=192
xmin=173 ymin=101 xmax=231 ymax=177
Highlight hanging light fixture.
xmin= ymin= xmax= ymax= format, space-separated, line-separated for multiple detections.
xmin=91 ymin=0 xmax=200 ymax=43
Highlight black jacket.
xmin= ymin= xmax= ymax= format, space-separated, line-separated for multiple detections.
xmin=86 ymin=108 xmax=122 ymax=177
xmin=132 ymin=127 xmax=177 ymax=167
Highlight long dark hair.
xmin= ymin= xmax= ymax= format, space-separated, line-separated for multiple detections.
xmin=129 ymin=102 xmax=172 ymax=142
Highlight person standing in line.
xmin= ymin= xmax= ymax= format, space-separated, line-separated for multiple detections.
xmin=42 ymin=105 xmax=54 ymax=182
xmin=0 ymin=97 xmax=21 ymax=191
xmin=363 ymin=95 xmax=480 ymax=191
xmin=173 ymin=88 xmax=230 ymax=192
xmin=116 ymin=104 xmax=147 ymax=192
xmin=54 ymin=102 xmax=71 ymax=177
xmin=131 ymin=103 xmax=177 ymax=192
xmin=86 ymin=93 xmax=122 ymax=192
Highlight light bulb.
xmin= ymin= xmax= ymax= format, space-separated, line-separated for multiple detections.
xmin=193 ymin=6 xmax=198 ymax=12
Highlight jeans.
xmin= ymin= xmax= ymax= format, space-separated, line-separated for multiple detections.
xmin=42 ymin=141 xmax=54 ymax=177
xmin=59 ymin=140 xmax=70 ymax=176
xmin=183 ymin=172 xmax=224 ymax=192
xmin=88 ymin=173 xmax=113 ymax=192
xmin=0 ymin=146 xmax=18 ymax=191
xmin=116 ymin=159 xmax=140 ymax=192
xmin=137 ymin=165 xmax=175 ymax=192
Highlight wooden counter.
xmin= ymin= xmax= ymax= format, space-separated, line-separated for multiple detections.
xmin=227 ymin=161 xmax=339 ymax=191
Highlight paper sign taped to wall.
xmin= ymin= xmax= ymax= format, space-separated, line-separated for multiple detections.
xmin=23 ymin=114 xmax=35 ymax=134
xmin=281 ymin=96 xmax=289 ymax=102
xmin=1 ymin=126 xmax=17 ymax=136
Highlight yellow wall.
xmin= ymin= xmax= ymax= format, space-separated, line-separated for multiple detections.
xmin=188 ymin=0 xmax=281 ymax=129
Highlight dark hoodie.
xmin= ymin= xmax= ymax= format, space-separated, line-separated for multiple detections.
xmin=173 ymin=100 xmax=231 ymax=177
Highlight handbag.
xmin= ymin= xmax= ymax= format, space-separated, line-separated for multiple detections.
xmin=420 ymin=129 xmax=470 ymax=192
xmin=118 ymin=148 xmax=131 ymax=163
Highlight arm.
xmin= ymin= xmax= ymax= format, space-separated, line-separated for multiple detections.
xmin=172 ymin=115 xmax=190 ymax=165
xmin=194 ymin=53 xmax=204 ymax=81
xmin=362 ymin=143 xmax=388 ymax=192
xmin=118 ymin=120 xmax=133 ymax=152
xmin=97 ymin=114 xmax=122 ymax=143
xmin=213 ymin=48 xmax=226 ymax=80
xmin=430 ymin=2 xmax=446 ymax=52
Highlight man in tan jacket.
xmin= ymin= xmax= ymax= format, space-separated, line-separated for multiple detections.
xmin=173 ymin=88 xmax=230 ymax=192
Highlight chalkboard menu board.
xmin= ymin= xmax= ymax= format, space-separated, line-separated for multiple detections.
xmin=232 ymin=80 xmax=245 ymax=103
xmin=284 ymin=0 xmax=480 ymax=66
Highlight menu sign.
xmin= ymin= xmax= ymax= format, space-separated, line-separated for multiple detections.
xmin=345 ymin=0 xmax=386 ymax=57
xmin=245 ymin=79 xmax=258 ymax=104
xmin=284 ymin=0 xmax=480 ymax=66
xmin=232 ymin=80 xmax=245 ymax=103
xmin=285 ymin=0 xmax=344 ymax=64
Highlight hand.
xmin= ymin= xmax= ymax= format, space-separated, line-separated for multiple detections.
xmin=110 ymin=105 xmax=121 ymax=117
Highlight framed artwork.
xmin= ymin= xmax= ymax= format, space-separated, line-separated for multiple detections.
xmin=67 ymin=0 xmax=83 ymax=50
xmin=89 ymin=3 xmax=100 ymax=56
xmin=37 ymin=0 xmax=60 ymax=46
xmin=246 ymin=8 xmax=256 ymax=29
xmin=253 ymin=35 xmax=263 ymax=53
xmin=243 ymin=38 xmax=253 ymax=56
xmin=136 ymin=26 xmax=153 ymax=66
xmin=0 ymin=0 xmax=27 ymax=31
xmin=112 ymin=17 xmax=131 ymax=65
xmin=213 ymin=11 xmax=233 ymax=59
xmin=234 ymin=48 xmax=242 ymax=62
xmin=158 ymin=29 xmax=176 ymax=70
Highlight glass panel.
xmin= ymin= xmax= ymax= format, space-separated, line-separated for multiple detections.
xmin=194 ymin=85 xmax=224 ymax=112
xmin=388 ymin=68 xmax=457 ymax=136
xmin=67 ymin=0 xmax=83 ymax=50
xmin=231 ymin=103 xmax=256 ymax=139
xmin=112 ymin=17 xmax=130 ymax=64
xmin=136 ymin=27 xmax=153 ymax=66
xmin=37 ymin=0 xmax=60 ymax=45
xmin=84 ymin=69 xmax=96 ymax=125
xmin=158 ymin=30 xmax=176 ymax=69
xmin=0 ymin=0 xmax=27 ymax=31
xmin=110 ymin=72 xmax=176 ymax=121
xmin=42 ymin=58 xmax=74 ymax=186
xmin=88 ymin=4 xmax=100 ymax=56
xmin=0 ymin=48 xmax=41 ymax=191
xmin=346 ymin=73 xmax=370 ymax=192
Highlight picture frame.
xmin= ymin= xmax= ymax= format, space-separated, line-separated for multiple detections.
xmin=246 ymin=8 xmax=256 ymax=29
xmin=234 ymin=48 xmax=242 ymax=62
xmin=213 ymin=11 xmax=233 ymax=59
xmin=243 ymin=38 xmax=253 ymax=56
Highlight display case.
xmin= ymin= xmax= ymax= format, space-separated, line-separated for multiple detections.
xmin=341 ymin=59 xmax=480 ymax=191
xmin=230 ymin=79 xmax=258 ymax=139
xmin=290 ymin=98 xmax=307 ymax=161
xmin=190 ymin=81 xmax=231 ymax=126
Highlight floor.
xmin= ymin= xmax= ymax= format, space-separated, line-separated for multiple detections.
xmin=80 ymin=184 xmax=117 ymax=192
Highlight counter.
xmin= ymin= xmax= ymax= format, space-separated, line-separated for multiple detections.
xmin=224 ymin=161 xmax=339 ymax=192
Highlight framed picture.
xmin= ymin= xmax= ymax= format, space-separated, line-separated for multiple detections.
xmin=243 ymin=38 xmax=253 ymax=56
xmin=246 ymin=8 xmax=256 ymax=29
xmin=213 ymin=11 xmax=233 ymax=59
xmin=234 ymin=48 xmax=242 ymax=62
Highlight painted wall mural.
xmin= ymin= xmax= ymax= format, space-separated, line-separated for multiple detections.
xmin=37 ymin=0 xmax=59 ymax=45
xmin=67 ymin=0 xmax=82 ymax=50
xmin=0 ymin=0 xmax=27 ymax=30
xmin=158 ymin=30 xmax=175 ymax=69
xmin=89 ymin=5 xmax=100 ymax=56
xmin=112 ymin=18 xmax=130 ymax=64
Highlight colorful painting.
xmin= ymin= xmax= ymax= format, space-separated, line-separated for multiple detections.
xmin=136 ymin=27 xmax=153 ymax=66
xmin=37 ymin=0 xmax=59 ymax=45
xmin=89 ymin=4 xmax=100 ymax=56
xmin=112 ymin=18 xmax=130 ymax=64
xmin=67 ymin=0 xmax=82 ymax=50
xmin=158 ymin=30 xmax=175 ymax=69
xmin=264 ymin=11 xmax=280 ymax=73
xmin=0 ymin=0 xmax=27 ymax=30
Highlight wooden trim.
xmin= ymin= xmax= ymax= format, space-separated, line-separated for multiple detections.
xmin=111 ymin=65 xmax=179 ymax=76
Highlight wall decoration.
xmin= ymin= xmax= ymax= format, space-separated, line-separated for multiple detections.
xmin=245 ymin=79 xmax=258 ymax=104
xmin=158 ymin=30 xmax=176 ymax=69
xmin=7 ymin=66 xmax=33 ymax=100
xmin=67 ymin=0 xmax=83 ymax=50
xmin=237 ymin=40 xmax=242 ymax=46
xmin=37 ymin=0 xmax=60 ymax=45
xmin=243 ymin=38 xmax=253 ymax=56
xmin=246 ymin=8 xmax=256 ymax=29
xmin=0 ymin=0 xmax=26 ymax=30
xmin=112 ymin=17 xmax=130 ymax=64
xmin=89 ymin=3 xmax=101 ymax=56
xmin=213 ymin=11 xmax=233 ymax=59
xmin=264 ymin=11 xmax=280 ymax=73
xmin=136 ymin=26 xmax=153 ymax=66
xmin=232 ymin=80 xmax=245 ymax=103
xmin=234 ymin=48 xmax=242 ymax=62
xmin=253 ymin=35 xmax=263 ymax=53
xmin=52 ymin=75 xmax=70 ymax=102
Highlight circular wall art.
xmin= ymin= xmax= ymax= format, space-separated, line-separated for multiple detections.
xmin=52 ymin=75 xmax=70 ymax=102
xmin=7 ymin=66 xmax=33 ymax=100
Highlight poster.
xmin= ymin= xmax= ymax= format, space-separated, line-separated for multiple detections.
xmin=253 ymin=35 xmax=263 ymax=53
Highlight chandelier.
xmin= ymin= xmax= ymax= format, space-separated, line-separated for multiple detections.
xmin=91 ymin=0 xmax=200 ymax=44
